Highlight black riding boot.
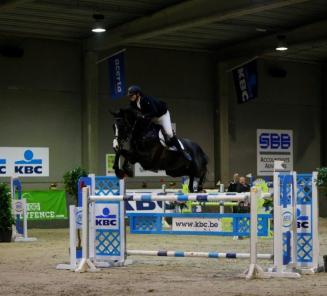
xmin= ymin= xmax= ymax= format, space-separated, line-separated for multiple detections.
xmin=168 ymin=136 xmax=192 ymax=161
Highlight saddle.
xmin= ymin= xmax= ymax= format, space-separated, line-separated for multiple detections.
xmin=140 ymin=124 xmax=179 ymax=151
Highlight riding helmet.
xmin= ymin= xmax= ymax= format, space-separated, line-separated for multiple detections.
xmin=127 ymin=85 xmax=142 ymax=96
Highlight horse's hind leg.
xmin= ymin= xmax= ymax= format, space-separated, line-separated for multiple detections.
xmin=197 ymin=172 xmax=206 ymax=192
xmin=188 ymin=175 xmax=194 ymax=193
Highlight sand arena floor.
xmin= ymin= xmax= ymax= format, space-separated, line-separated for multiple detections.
xmin=1 ymin=219 xmax=327 ymax=296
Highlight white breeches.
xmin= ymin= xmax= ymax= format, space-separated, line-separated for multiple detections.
xmin=152 ymin=111 xmax=174 ymax=139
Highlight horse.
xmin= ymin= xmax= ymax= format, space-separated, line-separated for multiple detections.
xmin=111 ymin=107 xmax=208 ymax=192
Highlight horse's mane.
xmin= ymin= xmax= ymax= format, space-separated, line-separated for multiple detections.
xmin=117 ymin=107 xmax=159 ymax=135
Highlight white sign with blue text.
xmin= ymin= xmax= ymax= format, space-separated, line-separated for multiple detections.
xmin=257 ymin=129 xmax=293 ymax=176
xmin=0 ymin=147 xmax=49 ymax=177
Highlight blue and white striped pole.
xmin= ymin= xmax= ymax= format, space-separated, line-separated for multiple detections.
xmin=127 ymin=250 xmax=273 ymax=260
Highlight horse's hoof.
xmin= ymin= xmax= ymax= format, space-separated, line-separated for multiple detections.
xmin=123 ymin=164 xmax=133 ymax=177
xmin=115 ymin=169 xmax=126 ymax=179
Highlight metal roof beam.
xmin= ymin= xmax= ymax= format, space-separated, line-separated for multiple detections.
xmin=86 ymin=0 xmax=310 ymax=51
xmin=0 ymin=0 xmax=33 ymax=12
xmin=215 ymin=18 xmax=327 ymax=60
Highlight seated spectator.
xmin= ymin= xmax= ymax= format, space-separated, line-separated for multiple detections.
xmin=234 ymin=176 xmax=250 ymax=214
xmin=227 ymin=173 xmax=239 ymax=192
xmin=236 ymin=176 xmax=250 ymax=193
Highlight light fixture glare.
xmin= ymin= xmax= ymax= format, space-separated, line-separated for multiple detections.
xmin=92 ymin=27 xmax=106 ymax=33
xmin=275 ymin=35 xmax=288 ymax=51
xmin=275 ymin=46 xmax=288 ymax=51
xmin=91 ymin=14 xmax=106 ymax=33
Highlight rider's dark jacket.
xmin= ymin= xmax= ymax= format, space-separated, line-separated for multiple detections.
xmin=130 ymin=95 xmax=167 ymax=118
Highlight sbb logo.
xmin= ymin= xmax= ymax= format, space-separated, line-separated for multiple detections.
xmin=259 ymin=133 xmax=291 ymax=149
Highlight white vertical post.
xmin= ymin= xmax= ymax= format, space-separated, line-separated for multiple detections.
xmin=311 ymin=172 xmax=319 ymax=272
xmin=249 ymin=187 xmax=258 ymax=268
xmin=56 ymin=205 xmax=77 ymax=270
xmin=120 ymin=179 xmax=127 ymax=260
xmin=88 ymin=174 xmax=96 ymax=261
xmin=75 ymin=187 xmax=97 ymax=272
xmin=219 ymin=186 xmax=224 ymax=213
xmin=273 ymin=171 xmax=283 ymax=273
xmin=219 ymin=203 xmax=225 ymax=214
xmin=69 ymin=205 xmax=76 ymax=270
xmin=23 ymin=199 xmax=28 ymax=239
xmin=245 ymin=187 xmax=268 ymax=279
xmin=291 ymin=172 xmax=298 ymax=269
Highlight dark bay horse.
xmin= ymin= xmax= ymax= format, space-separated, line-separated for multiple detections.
xmin=112 ymin=108 xmax=208 ymax=192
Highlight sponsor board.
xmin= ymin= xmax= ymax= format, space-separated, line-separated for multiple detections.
xmin=172 ymin=217 xmax=222 ymax=232
xmin=257 ymin=129 xmax=293 ymax=176
xmin=94 ymin=203 xmax=119 ymax=230
xmin=0 ymin=147 xmax=49 ymax=176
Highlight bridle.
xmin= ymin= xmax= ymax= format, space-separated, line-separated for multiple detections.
xmin=114 ymin=115 xmax=138 ymax=149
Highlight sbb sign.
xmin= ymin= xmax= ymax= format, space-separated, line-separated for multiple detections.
xmin=259 ymin=133 xmax=291 ymax=150
xmin=257 ymin=129 xmax=293 ymax=176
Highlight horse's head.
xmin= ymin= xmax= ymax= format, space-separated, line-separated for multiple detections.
xmin=112 ymin=108 xmax=137 ymax=151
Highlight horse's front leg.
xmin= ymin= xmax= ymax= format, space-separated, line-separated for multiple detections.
xmin=122 ymin=158 xmax=133 ymax=177
xmin=113 ymin=151 xmax=120 ymax=171
xmin=113 ymin=151 xmax=126 ymax=179
xmin=119 ymin=149 xmax=135 ymax=178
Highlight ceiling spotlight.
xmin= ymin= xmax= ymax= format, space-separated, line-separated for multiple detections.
xmin=275 ymin=35 xmax=288 ymax=51
xmin=92 ymin=14 xmax=106 ymax=33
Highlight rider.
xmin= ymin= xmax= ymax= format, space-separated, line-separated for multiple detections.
xmin=127 ymin=85 xmax=192 ymax=161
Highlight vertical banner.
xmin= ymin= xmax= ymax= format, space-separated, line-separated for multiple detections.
xmin=257 ymin=129 xmax=293 ymax=176
xmin=232 ymin=59 xmax=258 ymax=104
xmin=109 ymin=50 xmax=126 ymax=99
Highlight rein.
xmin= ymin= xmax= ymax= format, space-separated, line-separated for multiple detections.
xmin=116 ymin=116 xmax=138 ymax=148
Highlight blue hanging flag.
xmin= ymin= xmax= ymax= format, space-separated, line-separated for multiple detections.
xmin=108 ymin=50 xmax=126 ymax=99
xmin=232 ymin=59 xmax=258 ymax=104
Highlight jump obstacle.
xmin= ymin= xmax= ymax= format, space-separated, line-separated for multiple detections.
xmin=10 ymin=177 xmax=37 ymax=242
xmin=57 ymin=172 xmax=319 ymax=279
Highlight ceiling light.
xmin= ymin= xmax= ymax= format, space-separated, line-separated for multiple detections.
xmin=275 ymin=35 xmax=288 ymax=51
xmin=92 ymin=14 xmax=106 ymax=33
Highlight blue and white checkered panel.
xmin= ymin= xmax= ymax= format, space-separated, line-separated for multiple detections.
xmin=96 ymin=229 xmax=121 ymax=256
xmin=297 ymin=174 xmax=312 ymax=205
xmin=133 ymin=216 xmax=160 ymax=232
xmin=257 ymin=217 xmax=269 ymax=236
xmin=297 ymin=233 xmax=313 ymax=263
xmin=279 ymin=175 xmax=292 ymax=207
xmin=296 ymin=173 xmax=314 ymax=266
xmin=95 ymin=176 xmax=120 ymax=196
